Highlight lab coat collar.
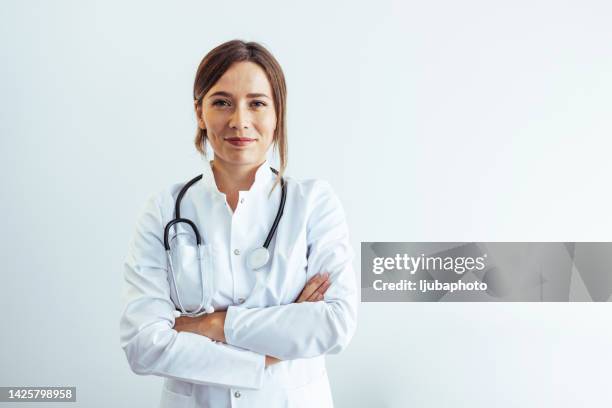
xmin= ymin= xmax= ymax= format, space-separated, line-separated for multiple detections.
xmin=200 ymin=158 xmax=274 ymax=198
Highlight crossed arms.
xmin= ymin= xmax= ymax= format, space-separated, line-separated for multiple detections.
xmin=119 ymin=182 xmax=357 ymax=389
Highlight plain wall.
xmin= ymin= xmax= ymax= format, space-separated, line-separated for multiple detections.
xmin=1 ymin=0 xmax=611 ymax=406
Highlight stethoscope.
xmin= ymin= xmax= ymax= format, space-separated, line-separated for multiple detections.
xmin=163 ymin=167 xmax=286 ymax=317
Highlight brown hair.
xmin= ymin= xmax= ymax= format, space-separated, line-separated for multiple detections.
xmin=193 ymin=40 xmax=287 ymax=192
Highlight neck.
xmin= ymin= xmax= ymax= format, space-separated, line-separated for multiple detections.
xmin=210 ymin=157 xmax=265 ymax=195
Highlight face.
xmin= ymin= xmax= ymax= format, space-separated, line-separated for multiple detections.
xmin=195 ymin=61 xmax=277 ymax=167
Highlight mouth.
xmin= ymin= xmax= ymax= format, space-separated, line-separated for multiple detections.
xmin=224 ymin=137 xmax=256 ymax=147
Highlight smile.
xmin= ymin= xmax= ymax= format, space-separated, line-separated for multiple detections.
xmin=225 ymin=137 xmax=256 ymax=147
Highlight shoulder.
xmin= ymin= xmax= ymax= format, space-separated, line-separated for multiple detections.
xmin=282 ymin=177 xmax=349 ymax=242
xmin=284 ymin=176 xmax=339 ymax=202
xmin=140 ymin=179 xmax=192 ymax=221
xmin=284 ymin=176 xmax=345 ymax=219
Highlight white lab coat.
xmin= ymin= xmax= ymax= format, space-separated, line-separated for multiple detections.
xmin=119 ymin=160 xmax=358 ymax=408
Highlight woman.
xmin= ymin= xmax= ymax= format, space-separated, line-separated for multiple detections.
xmin=119 ymin=40 xmax=357 ymax=408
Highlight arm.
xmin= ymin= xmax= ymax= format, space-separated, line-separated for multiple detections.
xmin=223 ymin=181 xmax=358 ymax=360
xmin=174 ymin=273 xmax=332 ymax=342
xmin=119 ymin=194 xmax=265 ymax=389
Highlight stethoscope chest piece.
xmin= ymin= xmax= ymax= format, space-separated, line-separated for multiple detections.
xmin=247 ymin=247 xmax=270 ymax=270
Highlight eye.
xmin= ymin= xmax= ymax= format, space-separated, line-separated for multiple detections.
xmin=251 ymin=100 xmax=267 ymax=107
xmin=212 ymin=99 xmax=230 ymax=107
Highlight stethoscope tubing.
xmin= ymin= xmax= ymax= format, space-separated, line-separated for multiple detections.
xmin=165 ymin=167 xmax=286 ymax=316
xmin=164 ymin=218 xmax=201 ymax=250
xmin=263 ymin=174 xmax=286 ymax=249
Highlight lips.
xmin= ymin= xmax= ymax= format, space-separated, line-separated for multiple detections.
xmin=225 ymin=137 xmax=255 ymax=147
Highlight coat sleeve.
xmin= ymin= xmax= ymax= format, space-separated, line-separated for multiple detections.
xmin=119 ymin=193 xmax=265 ymax=389
xmin=223 ymin=181 xmax=358 ymax=360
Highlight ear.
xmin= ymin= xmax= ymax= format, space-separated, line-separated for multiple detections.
xmin=194 ymin=100 xmax=206 ymax=130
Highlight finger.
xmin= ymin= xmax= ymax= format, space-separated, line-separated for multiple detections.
xmin=296 ymin=272 xmax=330 ymax=302
xmin=298 ymin=273 xmax=328 ymax=301
xmin=296 ymin=275 xmax=319 ymax=303
xmin=318 ymin=279 xmax=331 ymax=295
xmin=303 ymin=277 xmax=330 ymax=302
xmin=306 ymin=280 xmax=328 ymax=302
xmin=305 ymin=279 xmax=329 ymax=302
xmin=305 ymin=290 xmax=318 ymax=302
xmin=296 ymin=275 xmax=318 ymax=302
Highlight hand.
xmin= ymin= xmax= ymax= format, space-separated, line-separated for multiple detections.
xmin=295 ymin=272 xmax=331 ymax=303
xmin=174 ymin=311 xmax=226 ymax=343
xmin=174 ymin=312 xmax=281 ymax=367
xmin=265 ymin=355 xmax=281 ymax=367
xmin=262 ymin=274 xmax=331 ymax=368
xmin=174 ymin=274 xmax=331 ymax=367
xmin=175 ymin=313 xmax=282 ymax=368
xmin=265 ymin=273 xmax=331 ymax=368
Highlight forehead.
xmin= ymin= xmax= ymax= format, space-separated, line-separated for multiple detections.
xmin=208 ymin=61 xmax=272 ymax=96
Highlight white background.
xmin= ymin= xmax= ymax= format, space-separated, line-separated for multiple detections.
xmin=1 ymin=0 xmax=611 ymax=406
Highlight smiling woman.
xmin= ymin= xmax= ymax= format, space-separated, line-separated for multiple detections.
xmin=196 ymin=63 xmax=276 ymax=162
xmin=120 ymin=40 xmax=358 ymax=408
xmin=193 ymin=41 xmax=287 ymax=205
xmin=195 ymin=61 xmax=279 ymax=209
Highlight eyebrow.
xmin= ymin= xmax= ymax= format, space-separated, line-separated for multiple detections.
xmin=208 ymin=91 xmax=271 ymax=99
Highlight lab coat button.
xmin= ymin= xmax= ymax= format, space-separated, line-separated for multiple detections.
xmin=238 ymin=298 xmax=245 ymax=304
xmin=234 ymin=391 xmax=241 ymax=398
xmin=234 ymin=249 xmax=240 ymax=255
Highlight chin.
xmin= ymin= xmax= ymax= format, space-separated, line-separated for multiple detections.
xmin=220 ymin=151 xmax=266 ymax=166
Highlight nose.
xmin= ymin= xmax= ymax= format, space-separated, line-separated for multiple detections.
xmin=229 ymin=104 xmax=250 ymax=131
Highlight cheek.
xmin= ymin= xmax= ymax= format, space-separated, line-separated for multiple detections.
xmin=204 ymin=114 xmax=227 ymax=136
xmin=259 ymin=114 xmax=277 ymax=136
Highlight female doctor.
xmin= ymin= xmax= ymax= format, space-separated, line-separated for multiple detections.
xmin=119 ymin=40 xmax=358 ymax=408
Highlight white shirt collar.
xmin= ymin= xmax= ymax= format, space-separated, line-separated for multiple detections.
xmin=200 ymin=158 xmax=275 ymax=197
